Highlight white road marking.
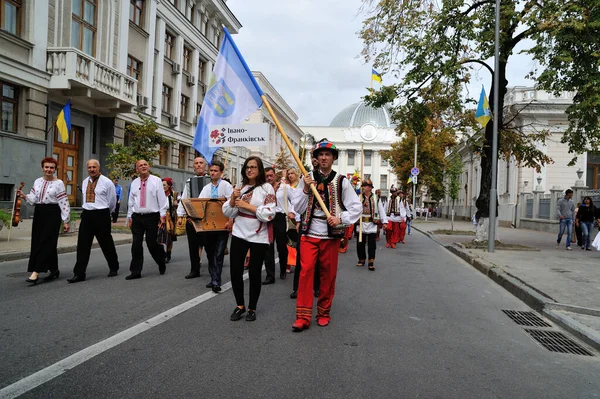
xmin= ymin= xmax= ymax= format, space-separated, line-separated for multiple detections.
xmin=0 ymin=273 xmax=250 ymax=399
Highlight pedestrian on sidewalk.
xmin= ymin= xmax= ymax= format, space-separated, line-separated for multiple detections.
xmin=574 ymin=202 xmax=583 ymax=247
xmin=126 ymin=160 xmax=168 ymax=280
xmin=68 ymin=159 xmax=120 ymax=283
xmin=575 ymin=196 xmax=597 ymax=251
xmin=18 ymin=157 xmax=70 ymax=284
xmin=556 ymin=189 xmax=575 ymax=250
xmin=223 ymin=156 xmax=276 ymax=322
xmin=111 ymin=178 xmax=122 ymax=223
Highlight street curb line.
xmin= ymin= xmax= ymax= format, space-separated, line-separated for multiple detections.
xmin=415 ymin=226 xmax=600 ymax=352
xmin=0 ymin=238 xmax=133 ymax=263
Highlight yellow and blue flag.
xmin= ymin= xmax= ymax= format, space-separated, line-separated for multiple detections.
xmin=407 ymin=176 xmax=413 ymax=184
xmin=193 ymin=27 xmax=264 ymax=162
xmin=56 ymin=100 xmax=71 ymax=143
xmin=475 ymin=85 xmax=492 ymax=127
xmin=371 ymin=68 xmax=382 ymax=84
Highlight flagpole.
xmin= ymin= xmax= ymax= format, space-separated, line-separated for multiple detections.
xmin=261 ymin=95 xmax=331 ymax=218
xmin=359 ymin=144 xmax=365 ymax=243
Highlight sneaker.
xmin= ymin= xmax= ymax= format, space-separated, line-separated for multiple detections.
xmin=245 ymin=309 xmax=256 ymax=321
xmin=566 ymin=247 xmax=572 ymax=251
xmin=555 ymin=244 xmax=559 ymax=249
xmin=230 ymin=307 xmax=246 ymax=321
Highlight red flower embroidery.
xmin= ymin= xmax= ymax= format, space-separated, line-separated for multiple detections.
xmin=210 ymin=130 xmax=219 ymax=139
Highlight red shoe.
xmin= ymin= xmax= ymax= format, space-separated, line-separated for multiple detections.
xmin=385 ymin=243 xmax=390 ymax=248
xmin=316 ymin=318 xmax=330 ymax=327
xmin=391 ymin=243 xmax=396 ymax=249
xmin=292 ymin=320 xmax=310 ymax=332
xmin=401 ymin=240 xmax=405 ymax=244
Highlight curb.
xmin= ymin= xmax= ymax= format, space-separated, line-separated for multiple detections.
xmin=0 ymin=237 xmax=133 ymax=263
xmin=414 ymin=226 xmax=600 ymax=352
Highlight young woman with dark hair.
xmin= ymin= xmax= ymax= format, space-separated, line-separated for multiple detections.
xmin=223 ymin=156 xmax=276 ymax=322
xmin=576 ymin=196 xmax=597 ymax=251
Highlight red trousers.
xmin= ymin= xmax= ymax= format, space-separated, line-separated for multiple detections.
xmin=339 ymin=226 xmax=354 ymax=253
xmin=296 ymin=236 xmax=340 ymax=325
xmin=386 ymin=221 xmax=406 ymax=244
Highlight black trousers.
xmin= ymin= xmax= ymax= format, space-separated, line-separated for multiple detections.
xmin=230 ymin=235 xmax=268 ymax=310
xmin=265 ymin=213 xmax=288 ymax=280
xmin=185 ymin=221 xmax=205 ymax=273
xmin=28 ymin=204 xmax=61 ymax=273
xmin=205 ymin=231 xmax=229 ymax=286
xmin=111 ymin=201 xmax=120 ymax=223
xmin=357 ymin=233 xmax=377 ymax=261
xmin=129 ymin=212 xmax=165 ymax=274
xmin=292 ymin=238 xmax=320 ymax=293
xmin=73 ymin=209 xmax=119 ymax=276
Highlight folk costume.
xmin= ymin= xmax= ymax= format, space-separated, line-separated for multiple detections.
xmin=356 ymin=183 xmax=388 ymax=270
xmin=161 ymin=177 xmax=178 ymax=263
xmin=385 ymin=191 xmax=408 ymax=248
xmin=291 ymin=140 xmax=361 ymax=331
xmin=25 ymin=178 xmax=70 ymax=275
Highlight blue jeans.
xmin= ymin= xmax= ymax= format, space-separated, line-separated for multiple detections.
xmin=407 ymin=220 xmax=412 ymax=234
xmin=557 ymin=218 xmax=573 ymax=248
xmin=580 ymin=221 xmax=594 ymax=249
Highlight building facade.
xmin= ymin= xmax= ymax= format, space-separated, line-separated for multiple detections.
xmin=301 ymin=102 xmax=400 ymax=194
xmin=440 ymin=87 xmax=588 ymax=227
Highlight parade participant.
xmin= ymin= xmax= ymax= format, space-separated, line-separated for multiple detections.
xmin=126 ymin=160 xmax=168 ymax=280
xmin=291 ymin=139 xmax=361 ymax=331
xmin=263 ymin=167 xmax=296 ymax=283
xmin=223 ymin=156 xmax=276 ymax=322
xmin=397 ymin=191 xmax=409 ymax=243
xmin=67 ymin=159 xmax=119 ymax=283
xmin=162 ymin=177 xmax=178 ymax=263
xmin=177 ymin=156 xmax=208 ymax=278
xmin=18 ymin=157 xmax=70 ymax=284
xmin=385 ymin=188 xmax=403 ymax=248
xmin=356 ymin=179 xmax=387 ymax=271
xmin=285 ymin=167 xmax=301 ymax=274
xmin=200 ymin=161 xmax=233 ymax=293
xmin=112 ymin=178 xmax=122 ymax=223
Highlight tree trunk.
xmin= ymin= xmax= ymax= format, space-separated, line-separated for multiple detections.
xmin=451 ymin=199 xmax=455 ymax=231
xmin=475 ymin=60 xmax=508 ymax=242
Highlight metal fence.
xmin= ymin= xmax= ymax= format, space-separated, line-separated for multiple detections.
xmin=526 ymin=198 xmax=533 ymax=218
xmin=539 ymin=198 xmax=551 ymax=219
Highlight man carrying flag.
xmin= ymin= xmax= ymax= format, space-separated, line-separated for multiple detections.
xmin=475 ymin=85 xmax=492 ymax=127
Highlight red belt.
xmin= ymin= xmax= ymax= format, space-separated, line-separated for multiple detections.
xmin=238 ymin=212 xmax=273 ymax=242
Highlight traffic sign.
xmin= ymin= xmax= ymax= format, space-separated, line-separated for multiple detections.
xmin=411 ymin=167 xmax=420 ymax=176
xmin=412 ymin=175 xmax=417 ymax=184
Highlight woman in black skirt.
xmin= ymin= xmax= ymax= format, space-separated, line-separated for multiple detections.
xmin=18 ymin=157 xmax=70 ymax=284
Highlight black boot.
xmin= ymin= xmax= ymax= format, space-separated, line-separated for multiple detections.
xmin=165 ymin=251 xmax=171 ymax=264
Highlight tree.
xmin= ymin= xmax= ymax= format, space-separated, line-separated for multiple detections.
xmin=273 ymin=145 xmax=294 ymax=171
xmin=106 ymin=114 xmax=173 ymax=179
xmin=446 ymin=152 xmax=463 ymax=232
xmin=359 ymin=0 xmax=600 ymax=241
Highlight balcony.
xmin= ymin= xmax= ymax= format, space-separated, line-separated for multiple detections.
xmin=46 ymin=48 xmax=137 ymax=114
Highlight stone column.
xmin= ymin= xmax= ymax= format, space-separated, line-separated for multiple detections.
xmin=337 ymin=150 xmax=347 ymax=175
xmin=153 ymin=17 xmax=166 ymax=119
xmin=549 ymin=186 xmax=563 ymax=221
xmin=372 ymin=150 xmax=380 ymax=187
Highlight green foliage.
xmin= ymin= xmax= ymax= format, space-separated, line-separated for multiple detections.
xmin=106 ymin=114 xmax=174 ymax=179
xmin=447 ymin=152 xmax=463 ymax=202
xmin=0 ymin=209 xmax=11 ymax=226
xmin=359 ymin=0 xmax=600 ymax=217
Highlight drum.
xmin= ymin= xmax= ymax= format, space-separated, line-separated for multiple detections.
xmin=181 ymin=198 xmax=229 ymax=232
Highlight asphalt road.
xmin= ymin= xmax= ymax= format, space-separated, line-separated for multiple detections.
xmin=1 ymin=232 xmax=600 ymax=398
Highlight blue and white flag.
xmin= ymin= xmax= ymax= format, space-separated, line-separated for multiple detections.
xmin=193 ymin=27 xmax=264 ymax=162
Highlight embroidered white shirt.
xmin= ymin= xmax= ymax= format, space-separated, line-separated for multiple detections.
xmin=222 ymin=183 xmax=276 ymax=244
xmin=356 ymin=194 xmax=389 ymax=234
xmin=25 ymin=178 xmax=70 ymax=223
xmin=127 ymin=175 xmax=168 ymax=218
xmin=198 ymin=179 xmax=234 ymax=199
xmin=81 ymin=174 xmax=116 ymax=213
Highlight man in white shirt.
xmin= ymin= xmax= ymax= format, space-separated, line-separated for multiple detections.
xmin=291 ymin=139 xmax=362 ymax=332
xmin=356 ymin=179 xmax=388 ymax=271
xmin=263 ymin=167 xmax=296 ymax=284
xmin=67 ymin=159 xmax=119 ymax=283
xmin=126 ymin=159 xmax=168 ymax=280
xmin=386 ymin=188 xmax=408 ymax=248
xmin=199 ymin=161 xmax=233 ymax=293
xmin=177 ymin=156 xmax=208 ymax=279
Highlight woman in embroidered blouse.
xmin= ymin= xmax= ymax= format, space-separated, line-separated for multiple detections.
xmin=17 ymin=157 xmax=70 ymax=284
xmin=161 ymin=177 xmax=178 ymax=263
xmin=223 ymin=156 xmax=276 ymax=322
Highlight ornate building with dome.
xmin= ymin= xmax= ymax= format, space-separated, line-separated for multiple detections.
xmin=300 ymin=102 xmax=401 ymax=194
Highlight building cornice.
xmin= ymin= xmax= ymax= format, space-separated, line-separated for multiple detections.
xmin=0 ymin=56 xmax=50 ymax=92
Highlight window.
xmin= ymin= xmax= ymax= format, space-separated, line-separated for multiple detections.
xmin=364 ymin=150 xmax=372 ymax=166
xmin=180 ymin=95 xmax=189 ymax=120
xmin=129 ymin=0 xmax=143 ymax=27
xmin=164 ymin=31 xmax=175 ymax=60
xmin=380 ymin=174 xmax=388 ymax=189
xmin=347 ymin=150 xmax=355 ymax=166
xmin=159 ymin=145 xmax=169 ymax=166
xmin=162 ymin=85 xmax=171 ymax=113
xmin=126 ymin=55 xmax=142 ymax=86
xmin=1 ymin=0 xmax=21 ymax=35
xmin=196 ymin=101 xmax=201 ymax=116
xmin=198 ymin=59 xmax=206 ymax=83
xmin=72 ymin=0 xmax=97 ymax=56
xmin=381 ymin=157 xmax=388 ymax=167
xmin=0 ymin=183 xmax=12 ymax=201
xmin=178 ymin=144 xmax=188 ymax=169
xmin=1 ymin=81 xmax=18 ymax=132
xmin=183 ymin=46 xmax=192 ymax=72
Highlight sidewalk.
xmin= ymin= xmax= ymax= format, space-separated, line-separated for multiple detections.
xmin=412 ymin=217 xmax=600 ymax=351
xmin=0 ymin=218 xmax=132 ymax=262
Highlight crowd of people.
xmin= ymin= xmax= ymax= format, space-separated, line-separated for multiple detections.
xmin=17 ymin=139 xmax=420 ymax=331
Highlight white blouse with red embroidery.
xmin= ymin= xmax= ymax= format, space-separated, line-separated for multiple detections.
xmin=25 ymin=177 xmax=71 ymax=223
xmin=223 ymin=183 xmax=276 ymax=244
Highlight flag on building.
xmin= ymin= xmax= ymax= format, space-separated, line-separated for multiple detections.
xmin=371 ymin=68 xmax=382 ymax=84
xmin=56 ymin=100 xmax=71 ymax=143
xmin=475 ymin=85 xmax=492 ymax=128
xmin=193 ymin=27 xmax=264 ymax=162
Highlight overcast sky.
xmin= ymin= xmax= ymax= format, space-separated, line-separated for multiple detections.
xmin=227 ymin=0 xmax=537 ymax=127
